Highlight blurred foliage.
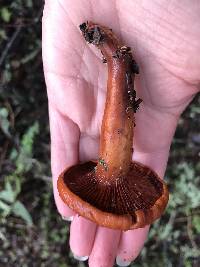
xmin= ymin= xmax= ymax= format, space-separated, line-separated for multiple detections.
xmin=132 ymin=99 xmax=200 ymax=267
xmin=0 ymin=0 xmax=200 ymax=267
xmin=0 ymin=122 xmax=39 ymax=226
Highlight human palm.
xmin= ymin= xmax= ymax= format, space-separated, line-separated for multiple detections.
xmin=42 ymin=1 xmax=200 ymax=266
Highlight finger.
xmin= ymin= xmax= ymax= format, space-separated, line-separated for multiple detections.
xmin=89 ymin=227 xmax=121 ymax=267
xmin=70 ymin=215 xmax=97 ymax=259
xmin=49 ymin=106 xmax=80 ymax=217
xmin=116 ymin=226 xmax=149 ymax=266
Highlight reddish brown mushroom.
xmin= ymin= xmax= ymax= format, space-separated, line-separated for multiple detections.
xmin=57 ymin=22 xmax=169 ymax=230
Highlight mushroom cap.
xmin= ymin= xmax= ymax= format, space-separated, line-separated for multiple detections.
xmin=57 ymin=161 xmax=169 ymax=230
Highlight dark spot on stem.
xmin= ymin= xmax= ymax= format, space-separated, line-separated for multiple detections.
xmin=131 ymin=59 xmax=139 ymax=74
xmin=117 ymin=128 xmax=123 ymax=134
xmin=102 ymin=57 xmax=107 ymax=63
xmin=113 ymin=46 xmax=132 ymax=59
xmin=113 ymin=50 xmax=121 ymax=59
xmin=79 ymin=22 xmax=87 ymax=32
xmin=133 ymin=98 xmax=142 ymax=112
xmin=126 ymin=71 xmax=132 ymax=85
xmin=80 ymin=24 xmax=105 ymax=45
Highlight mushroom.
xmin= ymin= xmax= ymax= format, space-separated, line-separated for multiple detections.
xmin=57 ymin=22 xmax=169 ymax=230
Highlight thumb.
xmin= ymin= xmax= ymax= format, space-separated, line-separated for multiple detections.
xmin=49 ymin=105 xmax=80 ymax=218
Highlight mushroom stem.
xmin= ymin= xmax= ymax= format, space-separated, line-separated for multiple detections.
xmin=80 ymin=22 xmax=141 ymax=179
xmin=96 ymin=54 xmax=134 ymax=178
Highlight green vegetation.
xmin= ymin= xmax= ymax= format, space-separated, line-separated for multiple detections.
xmin=0 ymin=1 xmax=199 ymax=266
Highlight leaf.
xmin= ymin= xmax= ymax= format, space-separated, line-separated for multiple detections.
xmin=1 ymin=7 xmax=11 ymax=23
xmin=16 ymin=121 xmax=40 ymax=174
xmin=21 ymin=48 xmax=41 ymax=64
xmin=192 ymin=215 xmax=200 ymax=233
xmin=0 ymin=178 xmax=21 ymax=204
xmin=0 ymin=189 xmax=15 ymax=203
xmin=26 ymin=0 xmax=33 ymax=8
xmin=0 ymin=231 xmax=6 ymax=241
xmin=0 ymin=181 xmax=16 ymax=203
xmin=0 ymin=29 xmax=7 ymax=40
xmin=21 ymin=121 xmax=39 ymax=156
xmin=0 ymin=107 xmax=11 ymax=137
xmin=159 ymin=222 xmax=173 ymax=240
xmin=9 ymin=148 xmax=18 ymax=161
xmin=0 ymin=200 xmax=11 ymax=216
xmin=12 ymin=201 xmax=33 ymax=226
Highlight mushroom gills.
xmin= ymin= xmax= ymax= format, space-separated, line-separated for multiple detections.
xmin=64 ymin=161 xmax=164 ymax=220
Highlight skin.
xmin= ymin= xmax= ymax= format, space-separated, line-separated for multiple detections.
xmin=42 ymin=0 xmax=200 ymax=266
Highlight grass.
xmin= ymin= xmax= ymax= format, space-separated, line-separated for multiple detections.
xmin=0 ymin=1 xmax=200 ymax=266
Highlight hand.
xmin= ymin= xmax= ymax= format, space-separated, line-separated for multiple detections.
xmin=42 ymin=0 xmax=200 ymax=266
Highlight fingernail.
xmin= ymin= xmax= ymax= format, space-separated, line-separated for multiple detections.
xmin=73 ymin=254 xmax=89 ymax=261
xmin=61 ymin=215 xmax=74 ymax=222
xmin=116 ymin=256 xmax=131 ymax=267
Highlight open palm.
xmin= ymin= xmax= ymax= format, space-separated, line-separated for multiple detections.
xmin=42 ymin=1 xmax=200 ymax=266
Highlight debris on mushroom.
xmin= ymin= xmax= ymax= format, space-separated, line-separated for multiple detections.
xmin=57 ymin=21 xmax=169 ymax=230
